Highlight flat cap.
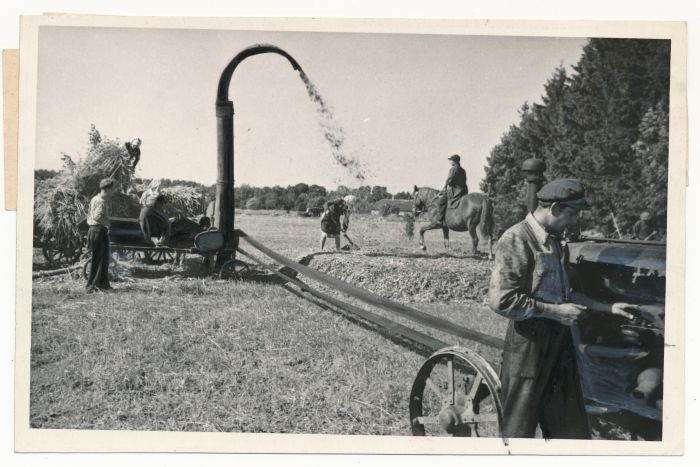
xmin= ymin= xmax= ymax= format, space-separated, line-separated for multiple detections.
xmin=99 ymin=178 xmax=116 ymax=189
xmin=537 ymin=178 xmax=591 ymax=210
xmin=448 ymin=154 xmax=460 ymax=162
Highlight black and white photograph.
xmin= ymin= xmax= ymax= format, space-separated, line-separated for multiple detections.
xmin=12 ymin=14 xmax=687 ymax=455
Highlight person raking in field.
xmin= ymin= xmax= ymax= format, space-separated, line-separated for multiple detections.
xmin=85 ymin=177 xmax=118 ymax=293
xmin=319 ymin=198 xmax=350 ymax=251
xmin=488 ymin=178 xmax=641 ymax=439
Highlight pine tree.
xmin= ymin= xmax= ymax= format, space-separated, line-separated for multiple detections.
xmin=482 ymin=38 xmax=670 ymax=238
xmin=632 ymin=105 xmax=669 ymax=232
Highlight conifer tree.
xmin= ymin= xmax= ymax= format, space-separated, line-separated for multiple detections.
xmin=482 ymin=38 xmax=670 ymax=237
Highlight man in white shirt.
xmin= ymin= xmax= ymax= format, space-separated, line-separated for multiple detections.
xmin=85 ymin=178 xmax=118 ymax=292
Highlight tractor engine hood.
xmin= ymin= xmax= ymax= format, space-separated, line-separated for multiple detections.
xmin=567 ymin=239 xmax=666 ymax=274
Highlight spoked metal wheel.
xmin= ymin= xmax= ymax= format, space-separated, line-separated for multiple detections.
xmin=42 ymin=245 xmax=64 ymax=264
xmin=82 ymin=257 xmax=90 ymax=279
xmin=409 ymin=346 xmax=503 ymax=437
xmin=42 ymin=238 xmax=82 ymax=265
xmin=143 ymin=249 xmax=175 ymax=264
xmin=81 ymin=254 xmax=118 ymax=280
xmin=218 ymin=259 xmax=250 ymax=280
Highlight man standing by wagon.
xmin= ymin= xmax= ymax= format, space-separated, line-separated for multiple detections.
xmin=85 ymin=178 xmax=117 ymax=292
xmin=436 ymin=154 xmax=468 ymax=224
xmin=488 ymin=179 xmax=638 ymax=439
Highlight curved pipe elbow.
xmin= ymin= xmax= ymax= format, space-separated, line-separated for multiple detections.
xmin=216 ymin=43 xmax=303 ymax=103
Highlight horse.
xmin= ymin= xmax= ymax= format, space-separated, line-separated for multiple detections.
xmin=412 ymin=185 xmax=495 ymax=258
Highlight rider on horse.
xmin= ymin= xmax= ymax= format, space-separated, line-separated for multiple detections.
xmin=436 ymin=154 xmax=468 ymax=224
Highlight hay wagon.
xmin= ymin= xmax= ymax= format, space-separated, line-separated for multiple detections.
xmin=77 ymin=216 xmax=250 ymax=280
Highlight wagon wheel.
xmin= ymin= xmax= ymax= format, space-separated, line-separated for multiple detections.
xmin=82 ymin=257 xmax=91 ymax=280
xmin=42 ymin=245 xmax=64 ymax=264
xmin=65 ymin=248 xmax=83 ymax=264
xmin=174 ymin=251 xmax=187 ymax=266
xmin=42 ymin=238 xmax=82 ymax=265
xmin=63 ymin=240 xmax=83 ymax=264
xmin=218 ymin=259 xmax=250 ymax=280
xmin=143 ymin=249 xmax=175 ymax=264
xmin=81 ymin=254 xmax=118 ymax=280
xmin=409 ymin=346 xmax=503 ymax=437
xmin=41 ymin=235 xmax=65 ymax=264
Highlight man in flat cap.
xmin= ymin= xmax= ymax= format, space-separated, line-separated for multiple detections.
xmin=436 ymin=154 xmax=468 ymax=224
xmin=85 ymin=177 xmax=118 ymax=292
xmin=488 ymin=178 xmax=639 ymax=439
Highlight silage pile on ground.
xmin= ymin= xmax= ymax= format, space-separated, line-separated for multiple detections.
xmin=308 ymin=253 xmax=492 ymax=304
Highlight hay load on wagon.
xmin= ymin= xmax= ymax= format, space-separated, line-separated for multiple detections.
xmin=34 ymin=127 xmax=138 ymax=263
xmin=33 ymin=126 xmax=207 ymax=265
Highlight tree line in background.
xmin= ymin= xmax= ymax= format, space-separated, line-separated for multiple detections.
xmin=232 ymin=183 xmax=413 ymax=213
xmin=34 ymin=167 xmax=414 ymax=216
xmin=480 ymin=38 xmax=670 ymax=238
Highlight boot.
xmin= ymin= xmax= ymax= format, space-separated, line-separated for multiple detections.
xmin=436 ymin=196 xmax=447 ymax=225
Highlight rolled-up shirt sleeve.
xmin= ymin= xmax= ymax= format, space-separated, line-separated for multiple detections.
xmin=87 ymin=196 xmax=110 ymax=228
xmin=488 ymin=229 xmax=538 ymax=321
xmin=93 ymin=200 xmax=104 ymax=220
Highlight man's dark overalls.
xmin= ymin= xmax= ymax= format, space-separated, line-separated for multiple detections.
xmin=493 ymin=218 xmax=591 ymax=439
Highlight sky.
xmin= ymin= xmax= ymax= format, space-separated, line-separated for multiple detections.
xmin=35 ymin=27 xmax=587 ymax=194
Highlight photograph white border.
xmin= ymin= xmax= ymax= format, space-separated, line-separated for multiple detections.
xmin=14 ymin=14 xmax=688 ymax=455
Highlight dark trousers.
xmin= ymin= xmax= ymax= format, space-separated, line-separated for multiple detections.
xmin=500 ymin=319 xmax=591 ymax=439
xmin=436 ymin=192 xmax=447 ymax=222
xmin=86 ymin=226 xmax=110 ymax=290
xmin=139 ymin=207 xmax=170 ymax=240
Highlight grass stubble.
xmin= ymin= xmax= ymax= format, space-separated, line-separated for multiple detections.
xmin=31 ymin=214 xmax=481 ymax=435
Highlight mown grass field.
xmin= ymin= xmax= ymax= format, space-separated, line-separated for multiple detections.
xmin=44 ymin=212 xmax=653 ymax=440
xmin=31 ymin=211 xmax=645 ymax=439
xmin=31 ymin=212 xmax=507 ymax=435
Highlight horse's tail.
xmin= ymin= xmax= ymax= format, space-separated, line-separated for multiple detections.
xmin=479 ymin=195 xmax=494 ymax=238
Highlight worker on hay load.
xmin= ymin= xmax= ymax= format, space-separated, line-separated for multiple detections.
xmin=125 ymin=138 xmax=142 ymax=170
xmin=85 ymin=177 xmax=118 ymax=293
xmin=139 ymin=181 xmax=171 ymax=246
xmin=436 ymin=154 xmax=468 ymax=225
xmin=488 ymin=178 xmax=641 ymax=439
xmin=319 ymin=198 xmax=349 ymax=251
